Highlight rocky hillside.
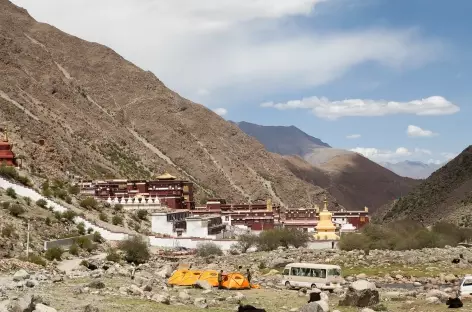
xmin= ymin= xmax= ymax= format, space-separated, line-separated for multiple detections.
xmin=236 ymin=122 xmax=419 ymax=211
xmin=235 ymin=121 xmax=330 ymax=156
xmin=375 ymin=146 xmax=472 ymax=225
xmin=0 ymin=1 xmax=340 ymax=208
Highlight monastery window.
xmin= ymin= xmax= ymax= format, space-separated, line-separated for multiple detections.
xmin=225 ymin=216 xmax=229 ymax=221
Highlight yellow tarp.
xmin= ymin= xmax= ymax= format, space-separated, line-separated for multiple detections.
xmin=168 ymin=269 xmax=203 ymax=286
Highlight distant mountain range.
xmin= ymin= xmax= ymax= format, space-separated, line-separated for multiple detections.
xmin=381 ymin=161 xmax=443 ymax=179
xmin=235 ymin=121 xmax=420 ymax=212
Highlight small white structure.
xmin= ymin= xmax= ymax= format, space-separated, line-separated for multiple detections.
xmin=107 ymin=196 xmax=166 ymax=210
xmin=340 ymin=223 xmax=357 ymax=233
xmin=151 ymin=210 xmax=189 ymax=236
xmin=185 ymin=215 xmax=226 ymax=239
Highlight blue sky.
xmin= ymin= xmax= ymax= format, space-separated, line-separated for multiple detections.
xmin=12 ymin=0 xmax=470 ymax=164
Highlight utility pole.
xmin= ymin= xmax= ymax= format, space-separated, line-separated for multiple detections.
xmin=26 ymin=219 xmax=30 ymax=258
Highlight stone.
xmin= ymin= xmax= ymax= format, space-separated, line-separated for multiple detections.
xmin=13 ymin=270 xmax=30 ymax=282
xmin=83 ymin=304 xmax=99 ymax=312
xmin=299 ymin=302 xmax=328 ymax=312
xmin=156 ymin=265 xmax=173 ymax=278
xmin=33 ymin=303 xmax=57 ymax=312
xmin=425 ymin=296 xmax=441 ymax=304
xmin=151 ymin=293 xmax=170 ymax=305
xmin=194 ymin=297 xmax=208 ymax=309
xmin=195 ymin=280 xmax=212 ymax=290
xmin=356 ymin=273 xmax=367 ymax=279
xmin=426 ymin=289 xmax=449 ymax=303
xmin=25 ymin=280 xmax=39 ymax=288
xmin=179 ymin=291 xmax=191 ymax=301
xmin=360 ymin=309 xmax=375 ymax=312
xmin=127 ymin=285 xmax=144 ymax=296
xmin=87 ymin=280 xmax=105 ymax=289
xmin=339 ymin=280 xmax=379 ymax=307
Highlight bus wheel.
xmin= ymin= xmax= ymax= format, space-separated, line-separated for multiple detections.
xmin=311 ymin=284 xmax=318 ymax=289
xmin=285 ymin=281 xmax=291 ymax=289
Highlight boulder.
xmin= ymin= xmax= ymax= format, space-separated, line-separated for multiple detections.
xmin=195 ymin=280 xmax=212 ymax=290
xmin=127 ymin=285 xmax=144 ymax=296
xmin=87 ymin=281 xmax=105 ymax=289
xmin=425 ymin=296 xmax=441 ymax=304
xmin=194 ymin=297 xmax=208 ymax=309
xmin=426 ymin=289 xmax=450 ymax=303
xmin=155 ymin=265 xmax=173 ymax=279
xmin=13 ymin=270 xmax=30 ymax=282
xmin=339 ymin=280 xmax=379 ymax=307
xmin=83 ymin=304 xmax=99 ymax=312
xmin=299 ymin=301 xmax=329 ymax=312
xmin=151 ymin=293 xmax=170 ymax=305
xmin=33 ymin=303 xmax=57 ymax=312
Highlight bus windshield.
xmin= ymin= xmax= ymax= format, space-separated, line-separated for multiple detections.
xmin=328 ymin=268 xmax=341 ymax=277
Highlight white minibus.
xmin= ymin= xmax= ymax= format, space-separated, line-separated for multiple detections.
xmin=281 ymin=263 xmax=344 ymax=291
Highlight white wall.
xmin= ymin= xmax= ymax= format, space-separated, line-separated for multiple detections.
xmin=184 ymin=218 xmax=209 ymax=238
xmin=150 ymin=214 xmax=175 ymax=235
xmin=0 ymin=176 xmax=129 ymax=241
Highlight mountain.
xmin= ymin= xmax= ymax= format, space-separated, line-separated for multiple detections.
xmin=0 ymin=0 xmax=342 ymax=209
xmin=236 ymin=122 xmax=420 ymax=211
xmin=235 ymin=121 xmax=330 ymax=156
xmin=374 ymin=146 xmax=472 ymax=225
xmin=381 ymin=161 xmax=442 ymax=179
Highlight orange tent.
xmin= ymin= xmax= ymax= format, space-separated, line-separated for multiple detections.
xmin=222 ymin=272 xmax=251 ymax=290
xmin=197 ymin=270 xmax=220 ymax=287
xmin=168 ymin=270 xmax=203 ymax=286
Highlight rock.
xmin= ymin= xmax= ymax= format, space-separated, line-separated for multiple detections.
xmin=156 ymin=265 xmax=173 ymax=278
xmin=13 ymin=270 xmax=30 ymax=282
xmin=299 ymin=301 xmax=328 ymax=312
xmin=413 ymin=282 xmax=422 ymax=287
xmin=25 ymin=280 xmax=38 ymax=288
xmin=195 ymin=280 xmax=212 ymax=290
xmin=356 ymin=273 xmax=367 ymax=279
xmin=425 ymin=296 xmax=441 ymax=304
xmin=194 ymin=297 xmax=208 ymax=309
xmin=51 ymin=276 xmax=63 ymax=283
xmin=83 ymin=304 xmax=99 ymax=312
xmin=360 ymin=309 xmax=375 ymax=312
xmin=87 ymin=280 xmax=105 ymax=289
xmin=444 ymin=274 xmax=457 ymax=283
xmin=142 ymin=285 xmax=152 ymax=292
xmin=151 ymin=293 xmax=170 ymax=305
xmin=179 ymin=291 xmax=191 ymax=301
xmin=426 ymin=289 xmax=449 ymax=303
xmin=33 ymin=303 xmax=57 ymax=312
xmin=339 ymin=280 xmax=379 ymax=307
xmin=127 ymin=285 xmax=144 ymax=296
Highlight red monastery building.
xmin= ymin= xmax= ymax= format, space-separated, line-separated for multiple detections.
xmin=0 ymin=131 xmax=17 ymax=167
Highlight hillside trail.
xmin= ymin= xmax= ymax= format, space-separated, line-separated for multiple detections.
xmin=57 ymin=253 xmax=106 ymax=274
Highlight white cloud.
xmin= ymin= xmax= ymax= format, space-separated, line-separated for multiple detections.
xmin=442 ymin=152 xmax=458 ymax=160
xmin=426 ymin=159 xmax=442 ymax=165
xmin=261 ymin=96 xmax=459 ymax=120
xmin=350 ymin=147 xmax=412 ymax=161
xmin=213 ymin=108 xmax=228 ymax=116
xmin=197 ymin=88 xmax=210 ymax=96
xmin=414 ymin=148 xmax=432 ymax=155
xmin=407 ymin=125 xmax=438 ymax=137
xmin=346 ymin=134 xmax=361 ymax=139
xmin=11 ymin=0 xmax=442 ymax=103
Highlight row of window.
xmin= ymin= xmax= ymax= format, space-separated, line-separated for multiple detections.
xmin=284 ymin=268 xmax=341 ymax=278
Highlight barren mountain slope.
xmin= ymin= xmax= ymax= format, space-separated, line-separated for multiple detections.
xmin=278 ymin=153 xmax=420 ymax=211
xmin=375 ymin=146 xmax=472 ymax=225
xmin=0 ymin=1 xmax=332 ymax=207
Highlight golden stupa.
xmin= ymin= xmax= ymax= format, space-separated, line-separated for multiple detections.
xmin=313 ymin=196 xmax=340 ymax=241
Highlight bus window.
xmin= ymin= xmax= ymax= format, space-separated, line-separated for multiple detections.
xmin=328 ymin=268 xmax=341 ymax=277
xmin=291 ymin=268 xmax=299 ymax=276
xmin=283 ymin=269 xmax=289 ymax=276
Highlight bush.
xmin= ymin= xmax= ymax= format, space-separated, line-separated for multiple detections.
xmin=118 ymin=236 xmax=150 ymax=264
xmin=80 ymin=197 xmax=99 ymax=210
xmin=112 ymin=215 xmax=123 ymax=225
xmin=54 ymin=211 xmax=62 ymax=220
xmin=77 ymin=222 xmax=86 ymax=235
xmin=114 ymin=204 xmax=123 ymax=212
xmin=75 ymin=236 xmax=96 ymax=252
xmin=36 ymin=199 xmax=48 ymax=208
xmin=21 ymin=254 xmax=46 ymax=267
xmin=65 ymin=195 xmax=72 ymax=204
xmin=6 ymin=187 xmax=16 ymax=198
xmin=0 ymin=164 xmax=31 ymax=186
xmin=87 ymin=227 xmax=94 ymax=234
xmin=42 ymin=188 xmax=53 ymax=198
xmin=2 ymin=201 xmax=10 ymax=210
xmin=8 ymin=204 xmax=25 ymax=217
xmin=196 ymin=242 xmax=223 ymax=257
xmin=137 ymin=210 xmax=148 ymax=220
xmin=92 ymin=231 xmax=103 ymax=243
xmin=62 ymin=210 xmax=77 ymax=222
xmin=257 ymin=228 xmax=310 ymax=251
xmin=99 ymin=212 xmax=109 ymax=222
xmin=54 ymin=189 xmax=68 ymax=200
xmin=45 ymin=217 xmax=51 ymax=226
xmin=69 ymin=243 xmax=79 ymax=256
xmin=23 ymin=197 xmax=31 ymax=206
xmin=68 ymin=184 xmax=80 ymax=195
xmin=106 ymin=248 xmax=121 ymax=262
xmin=45 ymin=247 xmax=64 ymax=261
xmin=235 ymin=233 xmax=259 ymax=253
xmin=1 ymin=223 xmax=16 ymax=238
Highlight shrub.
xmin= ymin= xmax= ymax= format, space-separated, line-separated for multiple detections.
xmin=54 ymin=189 xmax=68 ymax=200
xmin=6 ymin=187 xmax=16 ymax=198
xmin=45 ymin=217 xmax=51 ymax=226
xmin=62 ymin=210 xmax=77 ymax=222
xmin=235 ymin=233 xmax=259 ymax=253
xmin=114 ymin=204 xmax=123 ymax=212
xmin=137 ymin=210 xmax=148 ymax=220
xmin=80 ymin=197 xmax=99 ymax=210
xmin=17 ymin=175 xmax=32 ymax=187
xmin=196 ymin=242 xmax=223 ymax=257
xmin=45 ymin=247 xmax=64 ymax=261
xmin=41 ymin=180 xmax=50 ymax=193
xmin=257 ymin=228 xmax=310 ymax=251
xmin=87 ymin=227 xmax=94 ymax=234
xmin=36 ymin=198 xmax=48 ymax=208
xmin=75 ymin=236 xmax=96 ymax=252
xmin=118 ymin=236 xmax=150 ymax=264
xmin=69 ymin=243 xmax=79 ymax=256
xmin=68 ymin=184 xmax=80 ymax=195
xmin=21 ymin=254 xmax=46 ymax=267
xmin=65 ymin=195 xmax=72 ymax=204
xmin=1 ymin=223 xmax=16 ymax=238
xmin=8 ymin=204 xmax=25 ymax=217
xmin=54 ymin=211 xmax=62 ymax=220
xmin=77 ymin=222 xmax=86 ymax=235
xmin=0 ymin=164 xmax=32 ymax=186
xmin=23 ymin=197 xmax=31 ymax=206
xmin=112 ymin=215 xmax=123 ymax=225
xmin=99 ymin=212 xmax=109 ymax=222
xmin=106 ymin=248 xmax=121 ymax=262
xmin=92 ymin=231 xmax=103 ymax=243
xmin=2 ymin=201 xmax=10 ymax=210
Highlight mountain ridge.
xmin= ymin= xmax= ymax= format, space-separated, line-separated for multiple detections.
xmin=381 ymin=160 xmax=442 ymax=179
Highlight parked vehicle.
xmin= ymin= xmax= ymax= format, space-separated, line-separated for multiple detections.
xmin=459 ymin=275 xmax=472 ymax=297
xmin=281 ymin=263 xmax=344 ymax=291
